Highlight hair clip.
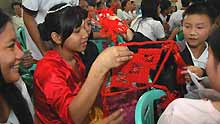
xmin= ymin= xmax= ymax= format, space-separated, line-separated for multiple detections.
xmin=47 ymin=3 xmax=72 ymax=14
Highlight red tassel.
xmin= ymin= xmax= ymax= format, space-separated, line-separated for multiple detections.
xmin=89 ymin=7 xmax=128 ymax=43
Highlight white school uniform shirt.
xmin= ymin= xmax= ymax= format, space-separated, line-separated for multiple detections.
xmin=168 ymin=9 xmax=184 ymax=31
xmin=158 ymin=98 xmax=220 ymax=124
xmin=130 ymin=15 xmax=165 ymax=40
xmin=22 ymin=0 xmax=79 ymax=60
xmin=159 ymin=13 xmax=167 ymax=23
xmin=6 ymin=78 xmax=34 ymax=124
xmin=121 ymin=10 xmax=134 ymax=20
xmin=185 ymin=41 xmax=208 ymax=69
xmin=7 ymin=111 xmax=20 ymax=124
xmin=117 ymin=9 xmax=124 ymax=20
xmin=129 ymin=10 xmax=137 ymax=19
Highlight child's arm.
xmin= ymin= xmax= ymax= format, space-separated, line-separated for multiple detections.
xmin=68 ymin=46 xmax=133 ymax=124
xmin=21 ymin=50 xmax=34 ymax=68
xmin=168 ymin=27 xmax=179 ymax=40
xmin=23 ymin=9 xmax=47 ymax=55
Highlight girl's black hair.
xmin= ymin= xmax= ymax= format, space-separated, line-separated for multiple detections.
xmin=140 ymin=0 xmax=160 ymax=20
xmin=208 ymin=26 xmax=220 ymax=61
xmin=0 ymin=9 xmax=10 ymax=33
xmin=121 ymin=0 xmax=130 ymax=10
xmin=38 ymin=3 xmax=88 ymax=46
xmin=160 ymin=0 xmax=171 ymax=13
xmin=0 ymin=9 xmax=34 ymax=124
xmin=183 ymin=2 xmax=218 ymax=24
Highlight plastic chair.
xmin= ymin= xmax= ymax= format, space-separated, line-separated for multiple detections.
xmin=175 ymin=30 xmax=184 ymax=42
xmin=16 ymin=26 xmax=27 ymax=51
xmin=90 ymin=36 xmax=125 ymax=53
xmin=90 ymin=39 xmax=109 ymax=53
xmin=16 ymin=26 xmax=36 ymax=94
xmin=135 ymin=89 xmax=166 ymax=124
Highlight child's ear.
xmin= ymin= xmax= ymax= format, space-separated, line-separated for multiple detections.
xmin=51 ymin=32 xmax=62 ymax=45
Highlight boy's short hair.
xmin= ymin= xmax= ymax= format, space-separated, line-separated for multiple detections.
xmin=183 ymin=2 xmax=218 ymax=24
xmin=160 ymin=0 xmax=171 ymax=13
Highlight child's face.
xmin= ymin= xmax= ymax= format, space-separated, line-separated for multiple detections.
xmin=183 ymin=14 xmax=212 ymax=48
xmin=206 ymin=47 xmax=220 ymax=92
xmin=131 ymin=1 xmax=136 ymax=11
xmin=62 ymin=20 xmax=89 ymax=53
xmin=0 ymin=22 xmax=23 ymax=83
xmin=79 ymin=0 xmax=89 ymax=10
xmin=125 ymin=0 xmax=132 ymax=11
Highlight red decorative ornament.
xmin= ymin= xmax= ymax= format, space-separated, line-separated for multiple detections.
xmin=88 ymin=7 xmax=128 ymax=44
xmin=101 ymin=40 xmax=187 ymax=121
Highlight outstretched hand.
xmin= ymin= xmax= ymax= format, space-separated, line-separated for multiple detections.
xmin=95 ymin=46 xmax=133 ymax=72
xmin=21 ymin=50 xmax=34 ymax=68
xmin=181 ymin=66 xmax=204 ymax=82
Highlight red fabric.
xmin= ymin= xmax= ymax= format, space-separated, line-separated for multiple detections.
xmin=101 ymin=40 xmax=187 ymax=113
xmin=109 ymin=48 xmax=162 ymax=94
xmin=34 ymin=50 xmax=85 ymax=124
xmin=89 ymin=8 xmax=128 ymax=43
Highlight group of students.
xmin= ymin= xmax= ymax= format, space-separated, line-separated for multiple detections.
xmin=1 ymin=0 xmax=220 ymax=124
xmin=0 ymin=4 xmax=131 ymax=124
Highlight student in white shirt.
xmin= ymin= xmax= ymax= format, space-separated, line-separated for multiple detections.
xmin=168 ymin=0 xmax=190 ymax=32
xmin=159 ymin=0 xmax=171 ymax=23
xmin=11 ymin=2 xmax=24 ymax=30
xmin=129 ymin=0 xmax=137 ymax=19
xmin=157 ymin=23 xmax=220 ymax=124
xmin=22 ymin=0 xmax=79 ymax=60
xmin=120 ymin=0 xmax=133 ymax=25
xmin=158 ymin=3 xmax=220 ymax=124
xmin=159 ymin=0 xmax=171 ymax=37
xmin=176 ymin=3 xmax=218 ymax=99
xmin=130 ymin=0 xmax=165 ymax=40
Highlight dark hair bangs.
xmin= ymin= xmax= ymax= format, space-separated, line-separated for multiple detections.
xmin=183 ymin=3 xmax=218 ymax=24
xmin=141 ymin=0 xmax=159 ymax=19
xmin=60 ymin=6 xmax=88 ymax=43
